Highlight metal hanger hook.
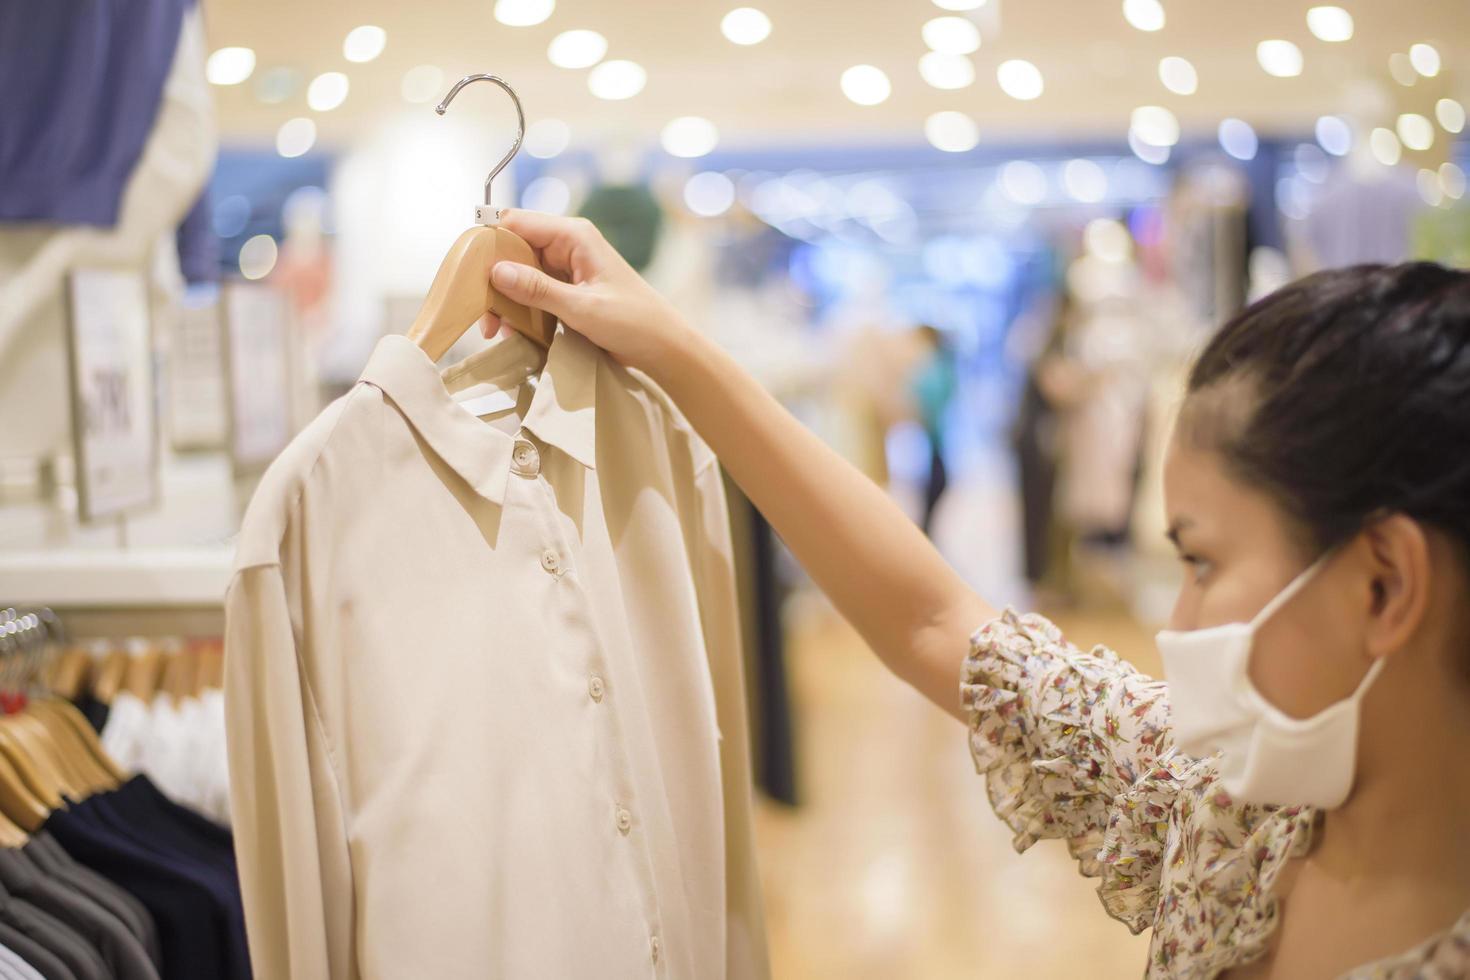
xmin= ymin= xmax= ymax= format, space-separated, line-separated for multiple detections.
xmin=435 ymin=73 xmax=525 ymax=221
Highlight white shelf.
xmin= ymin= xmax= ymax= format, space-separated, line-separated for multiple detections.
xmin=0 ymin=546 xmax=234 ymax=608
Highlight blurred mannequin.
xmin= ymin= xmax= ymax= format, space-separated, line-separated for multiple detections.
xmin=0 ymin=7 xmax=214 ymax=462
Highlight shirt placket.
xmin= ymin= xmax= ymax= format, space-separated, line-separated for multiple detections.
xmin=509 ymin=428 xmax=666 ymax=974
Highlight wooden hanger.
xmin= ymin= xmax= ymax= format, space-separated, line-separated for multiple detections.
xmin=91 ymin=647 xmax=128 ymax=706
xmin=198 ymin=640 xmax=224 ymax=692
xmin=30 ymin=700 xmax=125 ymax=785
xmin=160 ymin=641 xmax=197 ymax=706
xmin=0 ymin=749 xmax=48 ymax=834
xmin=48 ymin=645 xmax=91 ymax=703
xmin=406 ymin=73 xmax=556 ymax=362
xmin=122 ymin=640 xmax=164 ymax=703
xmin=0 ymin=725 xmax=67 ymax=810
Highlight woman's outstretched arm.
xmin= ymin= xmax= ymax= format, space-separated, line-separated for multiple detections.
xmin=487 ymin=210 xmax=998 ymax=718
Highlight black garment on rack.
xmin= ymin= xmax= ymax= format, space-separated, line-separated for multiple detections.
xmin=0 ymin=849 xmax=158 ymax=980
xmin=25 ymin=833 xmax=161 ymax=969
xmin=71 ymin=696 xmax=110 ymax=736
xmin=44 ymin=777 xmax=250 ymax=980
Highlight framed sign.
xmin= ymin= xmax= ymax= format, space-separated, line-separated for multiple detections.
xmin=168 ymin=283 xmax=228 ymax=451
xmin=62 ymin=268 xmax=160 ymax=523
xmin=221 ymin=282 xmax=293 ymax=474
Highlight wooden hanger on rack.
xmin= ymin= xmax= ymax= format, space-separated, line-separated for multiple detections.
xmin=406 ymin=73 xmax=556 ymax=362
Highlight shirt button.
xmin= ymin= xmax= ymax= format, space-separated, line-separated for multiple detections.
xmin=616 ymin=806 xmax=632 ymax=835
xmin=651 ymin=936 xmax=661 ymax=963
xmin=588 ymin=676 xmax=605 ymax=702
xmin=540 ymin=550 xmax=562 ymax=575
xmin=511 ymin=440 xmax=540 ymax=476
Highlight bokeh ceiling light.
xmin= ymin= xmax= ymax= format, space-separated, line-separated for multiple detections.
xmin=1063 ymin=159 xmax=1108 ymax=203
xmin=1437 ymin=99 xmax=1466 ymax=134
xmin=1396 ymin=113 xmax=1435 ymax=151
xmin=661 ymin=116 xmax=720 ymax=158
xmin=343 ymin=25 xmax=386 ymax=63
xmin=1388 ymin=53 xmax=1417 ymax=87
xmin=1409 ymin=43 xmax=1441 ymax=77
xmin=1158 ymin=57 xmax=1198 ymax=96
xmin=307 ymin=72 xmax=349 ymax=111
xmin=1417 ymin=169 xmax=1445 ymax=207
xmin=684 ymin=172 xmax=736 ymax=216
xmin=1369 ymin=127 xmax=1402 ymax=166
xmin=996 ymin=59 xmax=1044 ymax=101
xmin=922 ymin=16 xmax=981 ymax=55
xmin=1305 ymin=6 xmax=1353 ymax=42
xmin=401 ymin=65 xmax=444 ymax=104
xmin=1130 ymin=105 xmax=1180 ymax=147
xmin=1218 ymin=118 xmax=1259 ymax=161
xmin=841 ymin=65 xmax=891 ymax=106
xmin=588 ymin=60 xmax=647 ymax=100
xmin=1315 ymin=115 xmax=1352 ymax=156
xmin=494 ymin=0 xmax=554 ymax=27
xmin=548 ymin=30 xmax=607 ymax=69
xmin=1440 ymin=162 xmax=1467 ymax=201
xmin=206 ymin=47 xmax=255 ymax=86
xmin=919 ymin=52 xmax=975 ymax=90
xmin=239 ymin=235 xmax=278 ymax=280
xmin=925 ymin=111 xmax=979 ymax=152
xmin=522 ymin=176 xmax=572 ymax=215
xmin=1128 ymin=127 xmax=1170 ymax=165
xmin=524 ymin=118 xmax=571 ymax=158
xmin=721 ymin=7 xmax=772 ymax=45
xmin=1085 ymin=218 xmax=1132 ymax=263
xmin=1000 ymin=161 xmax=1047 ymax=204
xmin=1257 ymin=40 xmax=1303 ymax=78
xmin=1122 ymin=0 xmax=1164 ymax=32
xmin=275 ymin=117 xmax=316 ymax=158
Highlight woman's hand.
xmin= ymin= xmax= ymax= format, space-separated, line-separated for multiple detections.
xmin=483 ymin=209 xmax=693 ymax=380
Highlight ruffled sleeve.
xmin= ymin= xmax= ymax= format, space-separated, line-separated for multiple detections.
xmin=961 ymin=606 xmax=1179 ymax=932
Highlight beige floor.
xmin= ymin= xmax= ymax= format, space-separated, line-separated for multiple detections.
xmin=753 ymin=597 xmax=1164 ymax=980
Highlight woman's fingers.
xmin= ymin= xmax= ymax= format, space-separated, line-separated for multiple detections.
xmin=491 ymin=260 xmax=586 ymax=324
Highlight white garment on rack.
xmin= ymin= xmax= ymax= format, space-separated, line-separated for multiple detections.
xmin=99 ymin=690 xmax=232 ymax=825
xmin=225 ymin=324 xmax=768 ymax=980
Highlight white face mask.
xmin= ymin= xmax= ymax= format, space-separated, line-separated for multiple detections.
xmin=1156 ymin=553 xmax=1386 ymax=809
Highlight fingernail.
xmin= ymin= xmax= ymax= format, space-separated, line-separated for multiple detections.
xmin=492 ymin=262 xmax=521 ymax=289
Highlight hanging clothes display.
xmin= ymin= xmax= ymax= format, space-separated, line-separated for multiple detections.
xmin=0 ymin=608 xmax=247 ymax=980
xmin=224 ymin=323 xmax=769 ymax=978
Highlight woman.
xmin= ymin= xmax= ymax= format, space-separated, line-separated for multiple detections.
xmin=484 ymin=210 xmax=1470 ymax=978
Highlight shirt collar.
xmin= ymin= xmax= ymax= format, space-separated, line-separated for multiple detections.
xmin=358 ymin=323 xmax=598 ymax=506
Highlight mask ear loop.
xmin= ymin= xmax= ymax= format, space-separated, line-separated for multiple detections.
xmin=1248 ymin=550 xmax=1336 ymax=630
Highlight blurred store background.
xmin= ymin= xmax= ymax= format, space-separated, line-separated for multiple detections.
xmin=1 ymin=1 xmax=1467 ymax=976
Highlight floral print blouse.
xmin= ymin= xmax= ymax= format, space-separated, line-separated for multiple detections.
xmin=961 ymin=607 xmax=1470 ymax=979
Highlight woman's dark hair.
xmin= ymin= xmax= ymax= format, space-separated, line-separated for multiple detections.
xmin=1183 ymin=262 xmax=1470 ymax=571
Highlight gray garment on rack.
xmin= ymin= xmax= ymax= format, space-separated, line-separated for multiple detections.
xmin=0 ymin=849 xmax=158 ymax=980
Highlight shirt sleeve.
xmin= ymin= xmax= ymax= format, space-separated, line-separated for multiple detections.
xmin=960 ymin=607 xmax=1178 ymax=930
xmin=689 ymin=461 xmax=772 ymax=980
xmin=223 ymin=563 xmax=352 ymax=979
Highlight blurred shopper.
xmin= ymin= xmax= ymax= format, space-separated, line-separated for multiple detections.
xmin=486 ymin=210 xmax=1470 ymax=978
xmin=910 ymin=325 xmax=956 ymax=537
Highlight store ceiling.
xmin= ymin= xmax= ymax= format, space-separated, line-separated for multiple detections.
xmin=201 ymin=0 xmax=1470 ymax=153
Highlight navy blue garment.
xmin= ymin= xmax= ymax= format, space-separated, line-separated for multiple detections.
xmin=0 ymin=0 xmax=193 ymax=225
xmin=44 ymin=792 xmax=245 ymax=980
xmin=86 ymin=781 xmax=248 ymax=975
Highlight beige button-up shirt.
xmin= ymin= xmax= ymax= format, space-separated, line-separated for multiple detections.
xmin=224 ymin=325 xmax=769 ymax=979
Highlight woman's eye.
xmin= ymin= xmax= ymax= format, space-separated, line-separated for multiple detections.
xmin=1179 ymin=555 xmax=1213 ymax=583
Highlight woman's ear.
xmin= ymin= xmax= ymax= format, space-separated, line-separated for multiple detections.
xmin=1359 ymin=513 xmax=1431 ymax=662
